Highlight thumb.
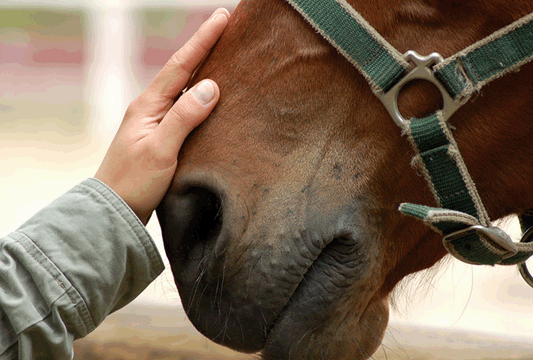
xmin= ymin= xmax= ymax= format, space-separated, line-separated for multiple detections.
xmin=155 ymin=79 xmax=220 ymax=156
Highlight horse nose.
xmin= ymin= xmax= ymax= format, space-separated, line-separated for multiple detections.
xmin=157 ymin=184 xmax=224 ymax=266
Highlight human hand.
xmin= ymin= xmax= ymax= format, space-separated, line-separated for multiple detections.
xmin=95 ymin=8 xmax=230 ymax=225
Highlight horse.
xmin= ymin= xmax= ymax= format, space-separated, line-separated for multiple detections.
xmin=156 ymin=0 xmax=533 ymax=358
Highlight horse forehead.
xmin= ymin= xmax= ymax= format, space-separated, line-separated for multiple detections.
xmin=224 ymin=0 xmax=533 ymax=76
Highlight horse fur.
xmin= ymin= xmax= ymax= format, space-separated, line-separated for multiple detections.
xmin=156 ymin=1 xmax=533 ymax=359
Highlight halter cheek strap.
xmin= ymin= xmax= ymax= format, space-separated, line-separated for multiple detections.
xmin=285 ymin=0 xmax=533 ymax=271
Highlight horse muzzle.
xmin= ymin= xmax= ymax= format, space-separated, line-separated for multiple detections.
xmin=157 ymin=170 xmax=387 ymax=358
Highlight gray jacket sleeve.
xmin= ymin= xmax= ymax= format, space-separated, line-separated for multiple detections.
xmin=0 ymin=178 xmax=165 ymax=360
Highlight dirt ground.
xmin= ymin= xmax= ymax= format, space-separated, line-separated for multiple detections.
xmin=73 ymin=303 xmax=533 ymax=360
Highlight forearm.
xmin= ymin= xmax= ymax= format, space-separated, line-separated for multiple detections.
xmin=0 ymin=178 xmax=164 ymax=359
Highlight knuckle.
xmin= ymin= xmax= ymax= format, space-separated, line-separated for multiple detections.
xmin=129 ymin=96 xmax=143 ymax=109
xmin=125 ymin=94 xmax=149 ymax=118
xmin=167 ymin=52 xmax=184 ymax=68
xmin=167 ymin=102 xmax=188 ymax=124
xmin=143 ymin=143 xmax=177 ymax=171
xmin=168 ymin=100 xmax=200 ymax=129
xmin=125 ymin=100 xmax=139 ymax=117
xmin=167 ymin=50 xmax=192 ymax=75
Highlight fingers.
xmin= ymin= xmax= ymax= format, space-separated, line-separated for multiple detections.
xmin=148 ymin=8 xmax=230 ymax=101
xmin=152 ymin=79 xmax=220 ymax=154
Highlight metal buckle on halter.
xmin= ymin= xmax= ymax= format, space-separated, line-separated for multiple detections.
xmin=378 ymin=50 xmax=462 ymax=128
xmin=443 ymin=225 xmax=518 ymax=260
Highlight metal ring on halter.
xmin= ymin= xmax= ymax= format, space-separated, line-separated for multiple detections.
xmin=518 ymin=226 xmax=533 ymax=288
xmin=377 ymin=51 xmax=462 ymax=128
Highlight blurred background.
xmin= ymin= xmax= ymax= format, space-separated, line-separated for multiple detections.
xmin=1 ymin=1 xmax=533 ymax=358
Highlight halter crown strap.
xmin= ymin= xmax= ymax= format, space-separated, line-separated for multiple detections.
xmin=435 ymin=12 xmax=533 ymax=101
xmin=286 ymin=0 xmax=533 ymax=266
xmin=287 ymin=0 xmax=533 ymax=100
xmin=285 ymin=0 xmax=410 ymax=93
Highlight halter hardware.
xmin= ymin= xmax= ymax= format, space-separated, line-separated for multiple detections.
xmin=444 ymin=225 xmax=518 ymax=261
xmin=286 ymin=0 xmax=533 ymax=286
xmin=377 ymin=51 xmax=463 ymax=128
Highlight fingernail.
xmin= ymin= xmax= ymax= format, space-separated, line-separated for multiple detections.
xmin=208 ymin=13 xmax=226 ymax=25
xmin=211 ymin=8 xmax=229 ymax=18
xmin=208 ymin=8 xmax=229 ymax=23
xmin=192 ymin=80 xmax=215 ymax=105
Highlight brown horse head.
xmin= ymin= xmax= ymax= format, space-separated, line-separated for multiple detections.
xmin=157 ymin=0 xmax=533 ymax=358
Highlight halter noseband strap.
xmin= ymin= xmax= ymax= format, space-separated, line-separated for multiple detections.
xmin=285 ymin=0 xmax=533 ymax=278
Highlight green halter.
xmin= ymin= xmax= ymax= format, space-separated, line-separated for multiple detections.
xmin=285 ymin=0 xmax=533 ymax=271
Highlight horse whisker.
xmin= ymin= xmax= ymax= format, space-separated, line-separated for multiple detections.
xmin=186 ymin=267 xmax=207 ymax=315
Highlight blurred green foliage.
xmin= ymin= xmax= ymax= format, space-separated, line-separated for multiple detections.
xmin=0 ymin=8 xmax=85 ymax=37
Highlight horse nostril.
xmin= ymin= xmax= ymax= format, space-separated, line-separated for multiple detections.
xmin=158 ymin=186 xmax=223 ymax=263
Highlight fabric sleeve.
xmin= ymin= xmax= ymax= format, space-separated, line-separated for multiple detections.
xmin=0 ymin=178 xmax=165 ymax=360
